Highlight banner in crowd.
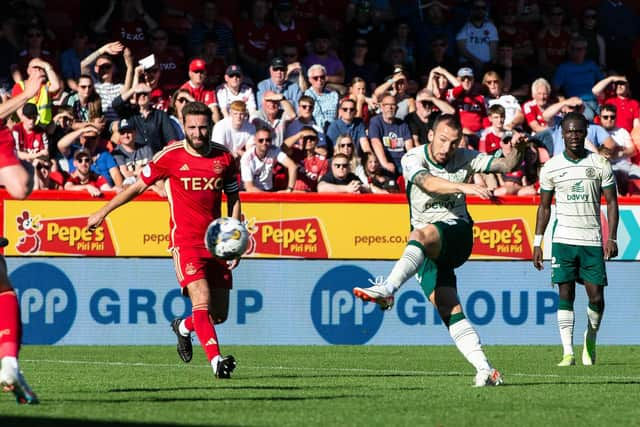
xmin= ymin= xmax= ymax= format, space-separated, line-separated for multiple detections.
xmin=8 ymin=258 xmax=640 ymax=345
xmin=4 ymin=198 xmax=640 ymax=260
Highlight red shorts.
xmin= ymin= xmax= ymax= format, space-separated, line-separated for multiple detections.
xmin=0 ymin=127 xmax=20 ymax=168
xmin=171 ymin=246 xmax=232 ymax=291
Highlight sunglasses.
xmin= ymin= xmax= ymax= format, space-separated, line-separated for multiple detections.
xmin=333 ymin=163 xmax=348 ymax=168
xmin=176 ymin=97 xmax=190 ymax=103
xmin=419 ymin=100 xmax=432 ymax=107
xmin=77 ymin=157 xmax=91 ymax=164
xmin=614 ymin=81 xmax=627 ymax=86
xmin=97 ymin=63 xmax=113 ymax=70
xmin=341 ymin=107 xmax=355 ymax=112
xmin=303 ymin=136 xmax=318 ymax=141
xmin=485 ymin=80 xmax=499 ymax=84
xmin=257 ymin=137 xmax=272 ymax=143
xmin=600 ymin=115 xmax=616 ymax=120
xmin=79 ymin=85 xmax=93 ymax=89
xmin=311 ymin=75 xmax=326 ymax=81
xmin=460 ymin=76 xmax=473 ymax=81
xmin=272 ymin=67 xmax=286 ymax=72
xmin=299 ymin=104 xmax=313 ymax=110
xmin=339 ymin=143 xmax=353 ymax=148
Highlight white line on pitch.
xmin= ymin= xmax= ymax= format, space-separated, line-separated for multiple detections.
xmin=20 ymin=359 xmax=640 ymax=381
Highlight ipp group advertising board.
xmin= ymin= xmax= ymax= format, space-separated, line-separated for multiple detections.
xmin=8 ymin=258 xmax=640 ymax=346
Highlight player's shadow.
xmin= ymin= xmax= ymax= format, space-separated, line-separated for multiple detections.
xmin=1 ymin=417 xmax=222 ymax=427
xmin=505 ymin=379 xmax=640 ymax=387
xmin=51 ymin=394 xmax=357 ymax=404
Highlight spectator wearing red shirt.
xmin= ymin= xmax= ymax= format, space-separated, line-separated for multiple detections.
xmin=523 ymin=78 xmax=552 ymax=133
xmin=64 ymin=149 xmax=111 ymax=197
xmin=592 ymin=75 xmax=640 ymax=133
xmin=282 ymin=126 xmax=328 ymax=192
xmin=180 ymin=59 xmax=222 ymax=123
xmin=446 ymin=67 xmax=486 ymax=148
xmin=12 ymin=103 xmax=48 ymax=164
xmin=536 ymin=5 xmax=571 ymax=78
xmin=235 ymin=0 xmax=276 ymax=81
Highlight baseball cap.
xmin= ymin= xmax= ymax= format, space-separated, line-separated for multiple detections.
xmin=118 ymin=118 xmax=134 ymax=132
xmin=457 ymin=67 xmax=474 ymax=78
xmin=22 ymin=103 xmax=38 ymax=119
xmin=271 ymin=57 xmax=286 ymax=69
xmin=189 ymin=58 xmax=207 ymax=72
xmin=74 ymin=148 xmax=91 ymax=160
xmin=225 ymin=64 xmax=243 ymax=77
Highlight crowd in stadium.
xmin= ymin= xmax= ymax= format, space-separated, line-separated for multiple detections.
xmin=4 ymin=0 xmax=640 ymax=196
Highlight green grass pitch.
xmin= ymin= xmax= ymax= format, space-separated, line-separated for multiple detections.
xmin=2 ymin=345 xmax=640 ymax=426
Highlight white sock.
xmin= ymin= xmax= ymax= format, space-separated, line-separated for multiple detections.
xmin=211 ymin=355 xmax=222 ymax=373
xmin=449 ymin=319 xmax=492 ymax=372
xmin=385 ymin=244 xmax=425 ymax=294
xmin=0 ymin=356 xmax=18 ymax=377
xmin=178 ymin=319 xmax=190 ymax=337
xmin=557 ymin=309 xmax=575 ymax=356
xmin=586 ymin=306 xmax=602 ymax=339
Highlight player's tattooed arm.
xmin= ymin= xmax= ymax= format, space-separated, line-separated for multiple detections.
xmin=489 ymin=133 xmax=527 ymax=173
xmin=412 ymin=170 xmax=476 ymax=196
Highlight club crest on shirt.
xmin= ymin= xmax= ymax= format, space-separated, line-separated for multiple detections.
xmin=185 ymin=262 xmax=197 ymax=275
xmin=212 ymin=161 xmax=224 ymax=175
xmin=585 ymin=167 xmax=596 ymax=178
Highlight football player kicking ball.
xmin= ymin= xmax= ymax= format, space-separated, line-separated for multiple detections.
xmin=354 ymin=114 xmax=527 ymax=386
xmin=88 ymin=102 xmax=241 ymax=379
xmin=533 ymin=112 xmax=618 ymax=367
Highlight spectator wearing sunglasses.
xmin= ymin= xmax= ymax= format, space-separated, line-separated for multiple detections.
xmin=167 ymin=89 xmax=195 ymax=139
xmin=592 ymin=75 xmax=640 ymax=133
xmin=317 ymin=153 xmax=367 ymax=193
xmin=326 ymin=98 xmax=370 ymax=156
xmin=240 ymin=127 xmax=297 ymax=192
xmin=282 ymin=126 xmax=328 ymax=192
xmin=405 ymin=89 xmax=453 ymax=147
xmin=81 ymin=41 xmax=135 ymax=126
xmin=303 ymin=64 xmax=339 ymax=131
xmin=216 ymin=65 xmax=257 ymax=118
xmin=64 ymin=148 xmax=112 ymax=197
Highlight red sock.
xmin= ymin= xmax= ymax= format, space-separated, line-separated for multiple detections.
xmin=192 ymin=306 xmax=220 ymax=362
xmin=0 ymin=290 xmax=21 ymax=358
xmin=184 ymin=315 xmax=194 ymax=332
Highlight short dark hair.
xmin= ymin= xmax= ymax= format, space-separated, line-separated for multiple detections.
xmin=561 ymin=111 xmax=588 ymax=130
xmin=182 ymin=101 xmax=212 ymax=123
xmin=298 ymin=95 xmax=314 ymax=106
xmin=431 ymin=114 xmax=462 ymax=134
xmin=601 ymin=104 xmax=617 ymax=114
xmin=488 ymin=104 xmax=506 ymax=117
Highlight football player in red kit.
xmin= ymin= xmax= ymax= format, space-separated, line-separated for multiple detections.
xmin=88 ymin=101 xmax=241 ymax=378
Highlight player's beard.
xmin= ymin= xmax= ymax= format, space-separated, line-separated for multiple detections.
xmin=186 ymin=132 xmax=212 ymax=156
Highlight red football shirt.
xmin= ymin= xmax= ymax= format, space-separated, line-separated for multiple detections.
xmin=12 ymin=122 xmax=48 ymax=153
xmin=447 ymin=85 xmax=486 ymax=133
xmin=522 ymin=99 xmax=547 ymax=128
xmin=140 ymin=141 xmax=240 ymax=249
xmin=179 ymin=81 xmax=217 ymax=106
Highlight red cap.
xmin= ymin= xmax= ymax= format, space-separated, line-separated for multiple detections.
xmin=189 ymin=58 xmax=207 ymax=72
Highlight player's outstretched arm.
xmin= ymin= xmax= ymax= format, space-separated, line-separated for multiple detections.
xmin=87 ymin=179 xmax=149 ymax=232
xmin=412 ymin=170 xmax=494 ymax=199
xmin=603 ymin=185 xmax=619 ymax=260
xmin=533 ymin=191 xmax=553 ymax=270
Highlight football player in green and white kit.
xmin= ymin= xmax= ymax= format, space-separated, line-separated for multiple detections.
xmin=533 ymin=112 xmax=619 ymax=367
xmin=354 ymin=114 xmax=527 ymax=387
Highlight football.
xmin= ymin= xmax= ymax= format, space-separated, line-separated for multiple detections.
xmin=205 ymin=217 xmax=250 ymax=260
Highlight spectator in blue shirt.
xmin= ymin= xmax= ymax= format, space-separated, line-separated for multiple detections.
xmin=257 ymin=57 xmax=306 ymax=109
xmin=326 ymin=98 xmax=371 ymax=157
xmin=368 ymin=94 xmax=412 ymax=176
xmin=553 ymin=36 xmax=604 ymax=122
